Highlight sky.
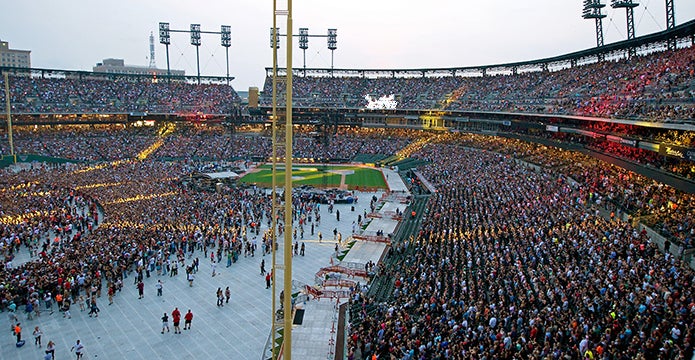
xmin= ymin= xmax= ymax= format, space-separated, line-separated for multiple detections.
xmin=1 ymin=0 xmax=694 ymax=91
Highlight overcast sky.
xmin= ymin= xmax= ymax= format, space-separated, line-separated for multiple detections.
xmin=2 ymin=0 xmax=694 ymax=90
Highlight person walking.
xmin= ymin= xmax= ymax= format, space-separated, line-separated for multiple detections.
xmin=45 ymin=340 xmax=56 ymax=360
xmin=107 ymin=285 xmax=114 ymax=305
xmin=156 ymin=280 xmax=163 ymax=296
xmin=187 ymin=271 xmax=194 ymax=287
xmin=62 ymin=298 xmax=71 ymax=319
xmin=14 ymin=322 xmax=22 ymax=344
xmin=225 ymin=287 xmax=231 ymax=304
xmin=172 ymin=307 xmax=181 ymax=334
xmin=184 ymin=309 xmax=193 ymax=330
xmin=265 ymin=272 xmax=272 ymax=289
xmin=216 ymin=288 xmax=224 ymax=307
xmin=161 ymin=313 xmax=170 ymax=334
xmin=70 ymin=339 xmax=84 ymax=359
xmin=169 ymin=260 xmax=177 ymax=277
xmin=55 ymin=293 xmax=63 ymax=312
xmin=25 ymin=300 xmax=34 ymax=320
xmin=88 ymin=298 xmax=99 ymax=318
xmin=211 ymin=260 xmax=217 ymax=277
xmin=260 ymin=259 xmax=266 ymax=275
xmin=33 ymin=326 xmax=43 ymax=346
xmin=44 ymin=292 xmax=53 ymax=314
xmin=300 ymin=242 xmax=305 ymax=256
xmin=137 ymin=280 xmax=144 ymax=299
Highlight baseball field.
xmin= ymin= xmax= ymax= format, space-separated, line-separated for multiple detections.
xmin=238 ymin=164 xmax=387 ymax=189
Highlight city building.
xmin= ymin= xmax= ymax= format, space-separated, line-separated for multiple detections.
xmin=0 ymin=39 xmax=31 ymax=68
xmin=93 ymin=58 xmax=184 ymax=76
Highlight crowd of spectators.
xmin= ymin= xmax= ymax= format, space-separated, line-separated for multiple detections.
xmin=349 ymin=136 xmax=694 ymax=359
xmin=430 ymin=133 xmax=694 ymax=249
xmin=1 ymin=126 xmax=692 ymax=246
xmin=0 ymin=126 xmax=693 ymax=359
xmin=261 ymin=46 xmax=695 ymax=123
xmin=0 ymin=76 xmax=241 ymax=115
xmin=0 ymin=158 xmax=274 ymax=323
xmin=1 ymin=123 xmax=424 ymax=164
xmin=261 ymin=75 xmax=465 ymax=109
xmin=1 ymin=124 xmax=158 ymax=162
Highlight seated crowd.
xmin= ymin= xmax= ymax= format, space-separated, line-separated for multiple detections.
xmin=0 ymin=125 xmax=693 ymax=359
xmin=0 ymin=75 xmax=241 ymax=115
xmin=261 ymin=46 xmax=695 ymax=123
xmin=349 ymin=134 xmax=694 ymax=359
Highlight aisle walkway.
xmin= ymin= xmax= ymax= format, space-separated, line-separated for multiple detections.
xmin=287 ymin=167 xmax=412 ymax=359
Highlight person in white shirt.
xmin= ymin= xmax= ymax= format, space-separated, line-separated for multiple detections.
xmin=33 ymin=326 xmax=43 ymax=346
xmin=71 ymin=339 xmax=84 ymax=359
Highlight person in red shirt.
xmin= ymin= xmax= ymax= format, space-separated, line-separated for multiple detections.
xmin=171 ymin=308 xmax=181 ymax=334
xmin=184 ymin=309 xmax=193 ymax=330
xmin=137 ymin=280 xmax=144 ymax=299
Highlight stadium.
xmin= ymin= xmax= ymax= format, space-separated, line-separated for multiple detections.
xmin=1 ymin=2 xmax=695 ymax=360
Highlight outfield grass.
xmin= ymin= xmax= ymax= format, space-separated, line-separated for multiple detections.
xmin=239 ymin=164 xmax=386 ymax=189
xmin=346 ymin=167 xmax=386 ymax=188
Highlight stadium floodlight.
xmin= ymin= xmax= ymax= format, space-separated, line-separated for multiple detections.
xmin=299 ymin=28 xmax=309 ymax=70
xmin=582 ymin=0 xmax=607 ymax=48
xmin=221 ymin=25 xmax=232 ymax=85
xmin=190 ymin=24 xmax=202 ymax=46
xmin=190 ymin=24 xmax=201 ymax=84
xmin=299 ymin=28 xmax=309 ymax=50
xmin=159 ymin=22 xmax=171 ymax=79
xmin=327 ymin=28 xmax=337 ymax=50
xmin=270 ymin=27 xmax=280 ymax=49
xmin=327 ymin=28 xmax=337 ymax=71
xmin=221 ymin=25 xmax=231 ymax=47
xmin=611 ymin=0 xmax=639 ymax=41
xmin=159 ymin=22 xmax=171 ymax=45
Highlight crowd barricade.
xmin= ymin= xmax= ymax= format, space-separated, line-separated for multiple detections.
xmin=366 ymin=212 xmax=382 ymax=219
xmin=315 ymin=264 xmax=368 ymax=279
xmin=352 ymin=234 xmax=391 ymax=245
xmin=322 ymin=279 xmax=357 ymax=288
xmin=382 ymin=210 xmax=403 ymax=221
xmin=305 ymin=285 xmax=352 ymax=300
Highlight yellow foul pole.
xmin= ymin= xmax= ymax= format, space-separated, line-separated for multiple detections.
xmin=283 ymin=0 xmax=294 ymax=358
xmin=270 ymin=1 xmax=279 ymax=359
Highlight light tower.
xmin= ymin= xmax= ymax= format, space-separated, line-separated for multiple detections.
xmin=190 ymin=23 xmax=202 ymax=84
xmin=158 ymin=22 xmax=171 ymax=79
xmin=327 ymin=28 xmax=337 ymax=72
xmin=582 ymin=0 xmax=607 ymax=48
xmin=299 ymin=27 xmax=309 ymax=71
xmin=611 ymin=1 xmax=639 ymax=41
xmin=149 ymin=32 xmax=156 ymax=68
xmin=221 ymin=25 xmax=231 ymax=85
xmin=665 ymin=0 xmax=675 ymax=29
xmin=665 ymin=0 xmax=676 ymax=49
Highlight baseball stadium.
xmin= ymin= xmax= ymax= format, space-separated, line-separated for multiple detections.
xmin=1 ymin=2 xmax=695 ymax=360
